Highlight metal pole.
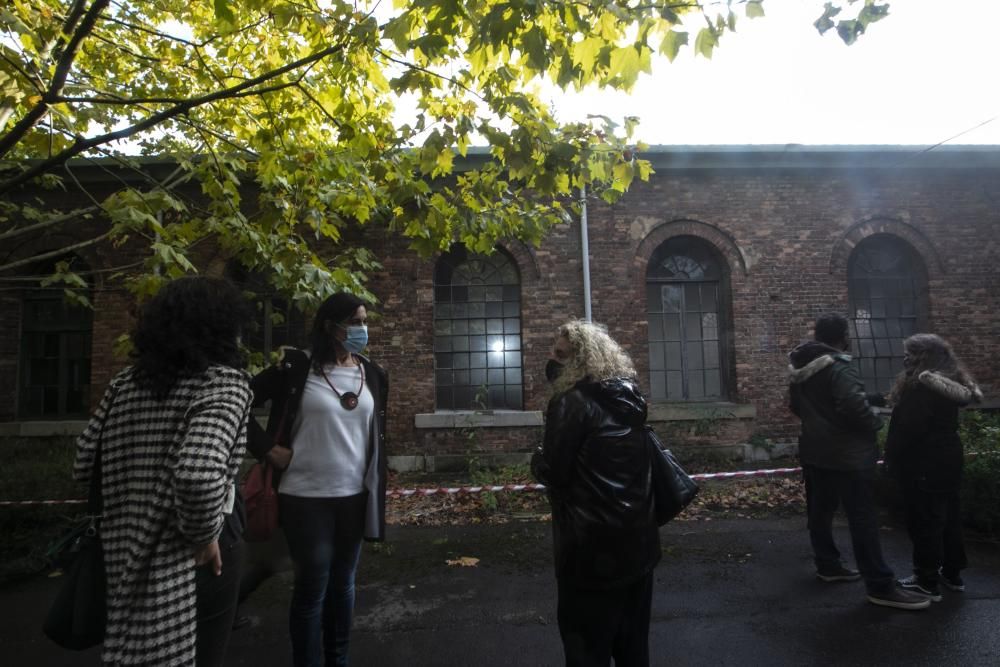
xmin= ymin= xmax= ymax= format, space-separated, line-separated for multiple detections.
xmin=579 ymin=186 xmax=592 ymax=322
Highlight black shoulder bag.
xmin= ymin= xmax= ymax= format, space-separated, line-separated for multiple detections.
xmin=43 ymin=389 xmax=116 ymax=650
xmin=646 ymin=426 xmax=700 ymax=525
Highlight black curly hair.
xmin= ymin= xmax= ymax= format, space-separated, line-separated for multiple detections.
xmin=131 ymin=276 xmax=252 ymax=396
xmin=310 ymin=292 xmax=368 ymax=373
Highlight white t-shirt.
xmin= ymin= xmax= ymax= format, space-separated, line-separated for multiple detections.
xmin=278 ymin=364 xmax=374 ymax=498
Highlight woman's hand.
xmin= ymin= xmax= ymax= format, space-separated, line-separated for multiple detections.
xmin=266 ymin=445 xmax=293 ymax=470
xmin=194 ymin=540 xmax=222 ymax=575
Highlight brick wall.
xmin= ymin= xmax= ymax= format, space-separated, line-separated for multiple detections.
xmin=4 ymin=148 xmax=999 ymax=462
xmin=363 ymin=157 xmax=1000 ymax=455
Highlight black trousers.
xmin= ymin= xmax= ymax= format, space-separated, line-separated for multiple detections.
xmin=195 ymin=535 xmax=246 ymax=667
xmin=902 ymin=483 xmax=967 ymax=581
xmin=556 ymin=571 xmax=654 ymax=667
xmin=238 ymin=527 xmax=291 ymax=605
xmin=803 ymin=465 xmax=895 ymax=592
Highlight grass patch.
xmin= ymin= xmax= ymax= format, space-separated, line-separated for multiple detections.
xmin=0 ymin=437 xmax=87 ymax=584
xmin=960 ymin=410 xmax=1000 ymax=539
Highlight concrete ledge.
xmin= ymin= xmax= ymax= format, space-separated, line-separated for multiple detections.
xmin=388 ymin=452 xmax=533 ymax=474
xmin=648 ymin=402 xmax=756 ymax=422
xmin=387 ymin=455 xmax=427 ymax=473
xmin=414 ymin=411 xmax=544 ymax=429
xmin=0 ymin=421 xmax=87 ymax=437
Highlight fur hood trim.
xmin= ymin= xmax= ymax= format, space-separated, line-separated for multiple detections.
xmin=788 ymin=355 xmax=836 ymax=384
xmin=918 ymin=371 xmax=983 ymax=405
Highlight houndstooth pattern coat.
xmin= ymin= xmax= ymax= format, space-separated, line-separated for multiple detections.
xmin=74 ymin=365 xmax=252 ymax=666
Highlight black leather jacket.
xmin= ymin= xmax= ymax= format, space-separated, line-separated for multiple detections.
xmin=788 ymin=341 xmax=883 ymax=472
xmin=532 ymin=377 xmax=661 ymax=589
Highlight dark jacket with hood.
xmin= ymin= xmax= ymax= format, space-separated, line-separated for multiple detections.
xmin=788 ymin=341 xmax=883 ymax=472
xmin=247 ymin=347 xmax=389 ymax=541
xmin=885 ymin=370 xmax=982 ymax=492
xmin=532 ymin=377 xmax=661 ymax=589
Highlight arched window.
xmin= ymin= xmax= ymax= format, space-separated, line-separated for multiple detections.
xmin=848 ymin=235 xmax=928 ymax=395
xmin=646 ymin=236 xmax=730 ymax=401
xmin=19 ymin=256 xmax=92 ymax=419
xmin=433 ymin=246 xmax=522 ymax=410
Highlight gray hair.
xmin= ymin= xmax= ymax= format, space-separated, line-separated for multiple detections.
xmin=549 ymin=320 xmax=636 ymax=394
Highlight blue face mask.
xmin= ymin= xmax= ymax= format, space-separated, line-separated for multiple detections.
xmin=340 ymin=324 xmax=368 ymax=354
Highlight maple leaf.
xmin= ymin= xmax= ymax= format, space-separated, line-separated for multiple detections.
xmin=446 ymin=556 xmax=480 ymax=567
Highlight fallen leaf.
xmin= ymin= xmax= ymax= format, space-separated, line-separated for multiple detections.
xmin=446 ymin=556 xmax=480 ymax=567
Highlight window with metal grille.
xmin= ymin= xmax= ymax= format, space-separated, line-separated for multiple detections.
xmin=18 ymin=259 xmax=92 ymax=419
xmin=433 ymin=246 xmax=522 ymax=410
xmin=848 ymin=235 xmax=927 ymax=395
xmin=227 ymin=263 xmax=307 ymax=363
xmin=646 ymin=236 xmax=728 ymax=401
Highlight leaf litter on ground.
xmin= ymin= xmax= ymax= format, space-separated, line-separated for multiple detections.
xmin=384 ymin=470 xmax=806 ymax=527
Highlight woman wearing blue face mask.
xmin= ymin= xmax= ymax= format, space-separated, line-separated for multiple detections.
xmin=247 ymin=292 xmax=389 ymax=667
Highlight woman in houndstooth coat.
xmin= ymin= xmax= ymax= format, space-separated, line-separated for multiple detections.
xmin=74 ymin=277 xmax=253 ymax=666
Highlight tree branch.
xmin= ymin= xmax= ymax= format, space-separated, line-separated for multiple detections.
xmin=0 ymin=0 xmax=112 ymax=160
xmin=0 ymin=205 xmax=101 ymax=243
xmin=0 ymin=50 xmax=45 ymax=96
xmin=0 ymin=41 xmax=346 ymax=194
xmin=295 ymin=84 xmax=343 ymax=129
xmin=0 ymin=230 xmax=112 ymax=274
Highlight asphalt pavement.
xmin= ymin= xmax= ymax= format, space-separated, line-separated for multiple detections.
xmin=4 ymin=513 xmax=1000 ymax=666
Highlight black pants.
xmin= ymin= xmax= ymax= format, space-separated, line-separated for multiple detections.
xmin=803 ymin=465 xmax=894 ymax=593
xmin=195 ymin=535 xmax=246 ymax=667
xmin=902 ymin=483 xmax=967 ymax=581
xmin=556 ymin=571 xmax=654 ymax=667
xmin=238 ymin=527 xmax=291 ymax=605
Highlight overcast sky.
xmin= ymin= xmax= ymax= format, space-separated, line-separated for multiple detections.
xmin=546 ymin=0 xmax=1000 ymax=146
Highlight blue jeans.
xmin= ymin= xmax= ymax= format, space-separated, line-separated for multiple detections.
xmin=280 ymin=493 xmax=367 ymax=667
xmin=803 ymin=465 xmax=895 ymax=593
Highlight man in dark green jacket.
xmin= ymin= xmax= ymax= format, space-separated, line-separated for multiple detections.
xmin=789 ymin=313 xmax=930 ymax=611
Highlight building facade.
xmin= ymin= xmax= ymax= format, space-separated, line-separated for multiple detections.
xmin=3 ymin=146 xmax=998 ymax=469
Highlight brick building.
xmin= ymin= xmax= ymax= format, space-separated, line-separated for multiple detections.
xmin=3 ymin=146 xmax=998 ymax=470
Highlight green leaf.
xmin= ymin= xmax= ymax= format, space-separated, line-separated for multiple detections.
xmin=695 ymin=27 xmax=717 ymax=59
xmin=658 ymin=30 xmax=688 ymax=62
xmin=521 ymin=26 xmax=548 ymax=72
xmin=814 ymin=2 xmax=841 ymax=36
xmin=612 ymin=160 xmax=634 ymax=187
xmin=746 ymin=1 xmax=765 ymax=19
xmin=607 ymin=46 xmax=642 ymax=87
xmin=213 ymin=0 xmax=236 ymax=25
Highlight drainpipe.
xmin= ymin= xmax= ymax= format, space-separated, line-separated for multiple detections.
xmin=579 ymin=186 xmax=592 ymax=322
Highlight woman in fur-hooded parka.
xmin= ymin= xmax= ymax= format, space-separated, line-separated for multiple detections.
xmin=885 ymin=333 xmax=982 ymax=593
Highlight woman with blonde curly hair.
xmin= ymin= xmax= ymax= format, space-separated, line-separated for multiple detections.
xmin=886 ymin=333 xmax=982 ymax=600
xmin=532 ymin=320 xmax=659 ymax=667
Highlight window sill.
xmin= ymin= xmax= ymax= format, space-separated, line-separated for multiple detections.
xmin=647 ymin=402 xmax=756 ymax=422
xmin=414 ymin=411 xmax=544 ymax=429
xmin=0 ymin=421 xmax=88 ymax=437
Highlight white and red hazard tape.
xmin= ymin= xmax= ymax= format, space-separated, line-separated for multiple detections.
xmin=12 ymin=453 xmax=998 ymax=506
xmin=0 ymin=499 xmax=88 ymax=507
xmin=385 ymin=465 xmax=809 ymax=498
xmin=0 ymin=464 xmax=813 ymax=506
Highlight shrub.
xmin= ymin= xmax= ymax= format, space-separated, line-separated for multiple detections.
xmin=960 ymin=410 xmax=1000 ymax=538
xmin=0 ymin=437 xmax=84 ymax=583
